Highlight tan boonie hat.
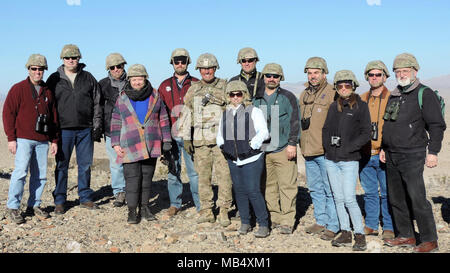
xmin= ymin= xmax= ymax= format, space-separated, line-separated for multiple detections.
xmin=105 ymin=53 xmax=126 ymax=70
xmin=304 ymin=57 xmax=329 ymax=74
xmin=393 ymin=53 xmax=420 ymax=71
xmin=364 ymin=60 xmax=390 ymax=80
xmin=127 ymin=64 xmax=148 ymax=79
xmin=25 ymin=54 xmax=48 ymax=70
xmin=262 ymin=63 xmax=285 ymax=81
xmin=60 ymin=44 xmax=82 ymax=59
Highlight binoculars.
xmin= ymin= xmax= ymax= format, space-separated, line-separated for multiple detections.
xmin=35 ymin=114 xmax=49 ymax=134
xmin=383 ymin=101 xmax=400 ymax=121
xmin=371 ymin=122 xmax=378 ymax=141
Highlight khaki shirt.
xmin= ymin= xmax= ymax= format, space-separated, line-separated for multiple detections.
xmin=360 ymin=86 xmax=390 ymax=155
xmin=299 ymin=82 xmax=336 ymax=157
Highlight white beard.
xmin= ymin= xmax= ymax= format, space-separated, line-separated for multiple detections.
xmin=397 ymin=76 xmax=413 ymax=87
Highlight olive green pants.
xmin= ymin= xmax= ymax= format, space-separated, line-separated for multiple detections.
xmin=264 ymin=147 xmax=298 ymax=227
xmin=194 ymin=145 xmax=232 ymax=212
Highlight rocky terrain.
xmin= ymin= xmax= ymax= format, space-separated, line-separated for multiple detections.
xmin=0 ymin=104 xmax=448 ymax=254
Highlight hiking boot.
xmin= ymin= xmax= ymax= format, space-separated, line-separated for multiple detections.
xmin=141 ymin=205 xmax=157 ymax=221
xmin=113 ymin=192 xmax=126 ymax=207
xmin=332 ymin=230 xmax=352 ymax=247
xmin=54 ymin=204 xmax=65 ymax=215
xmin=254 ymin=226 xmax=270 ymax=238
xmin=364 ymin=226 xmax=379 ymax=236
xmin=238 ymin=224 xmax=252 ymax=235
xmin=166 ymin=206 xmax=180 ymax=217
xmin=218 ymin=208 xmax=231 ymax=227
xmin=197 ymin=209 xmax=215 ymax=224
xmin=7 ymin=208 xmax=25 ymax=224
xmin=80 ymin=201 xmax=99 ymax=210
xmin=320 ymin=229 xmax=337 ymax=241
xmin=279 ymin=225 xmax=293 ymax=235
xmin=353 ymin=233 xmax=367 ymax=251
xmin=382 ymin=230 xmax=395 ymax=240
xmin=305 ymin=223 xmax=325 ymax=235
xmin=127 ymin=207 xmax=140 ymax=224
xmin=26 ymin=206 xmax=49 ymax=220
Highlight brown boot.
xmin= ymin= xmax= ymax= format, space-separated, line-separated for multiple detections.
xmin=218 ymin=208 xmax=231 ymax=227
xmin=332 ymin=230 xmax=352 ymax=247
xmin=305 ymin=224 xmax=325 ymax=235
xmin=197 ymin=209 xmax=215 ymax=224
xmin=413 ymin=241 xmax=439 ymax=253
xmin=353 ymin=233 xmax=367 ymax=251
xmin=320 ymin=229 xmax=337 ymax=241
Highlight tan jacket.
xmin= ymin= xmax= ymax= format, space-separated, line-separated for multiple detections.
xmin=299 ymin=81 xmax=336 ymax=157
xmin=360 ymin=86 xmax=390 ymax=155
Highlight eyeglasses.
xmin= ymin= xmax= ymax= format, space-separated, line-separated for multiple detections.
xmin=368 ymin=73 xmax=383 ymax=78
xmin=337 ymin=83 xmax=353 ymax=90
xmin=30 ymin=67 xmax=45 ymax=71
xmin=265 ymin=74 xmax=281 ymax=79
xmin=109 ymin=64 xmax=124 ymax=70
xmin=229 ymin=92 xmax=243 ymax=98
xmin=395 ymin=68 xmax=413 ymax=75
xmin=63 ymin=57 xmax=79 ymax=60
xmin=174 ymin=60 xmax=187 ymax=65
xmin=241 ymin=58 xmax=256 ymax=64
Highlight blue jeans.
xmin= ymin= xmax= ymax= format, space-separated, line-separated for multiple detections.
xmin=304 ymin=155 xmax=339 ymax=233
xmin=325 ymin=159 xmax=364 ymax=234
xmin=167 ymin=138 xmax=200 ymax=211
xmin=228 ymin=155 xmax=268 ymax=227
xmin=53 ymin=128 xmax=94 ymax=205
xmin=359 ymin=154 xmax=393 ymax=231
xmin=105 ymin=136 xmax=125 ymax=195
xmin=7 ymin=138 xmax=49 ymax=209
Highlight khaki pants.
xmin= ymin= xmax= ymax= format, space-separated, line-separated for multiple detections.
xmin=264 ymin=147 xmax=298 ymax=227
xmin=194 ymin=145 xmax=232 ymax=211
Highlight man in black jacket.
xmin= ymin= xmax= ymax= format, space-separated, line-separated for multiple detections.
xmin=99 ymin=53 xmax=127 ymax=207
xmin=47 ymin=44 xmax=103 ymax=214
xmin=229 ymin=48 xmax=264 ymax=100
xmin=380 ymin=53 xmax=446 ymax=253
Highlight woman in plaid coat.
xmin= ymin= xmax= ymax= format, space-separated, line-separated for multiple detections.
xmin=111 ymin=64 xmax=172 ymax=224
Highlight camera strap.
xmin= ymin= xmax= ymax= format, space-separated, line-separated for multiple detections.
xmin=369 ymin=94 xmax=382 ymax=125
xmin=28 ymin=79 xmax=48 ymax=116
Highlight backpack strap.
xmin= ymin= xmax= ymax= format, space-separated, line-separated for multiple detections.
xmin=418 ymin=86 xmax=427 ymax=110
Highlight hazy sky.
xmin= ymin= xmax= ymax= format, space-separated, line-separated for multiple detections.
xmin=1 ymin=0 xmax=449 ymax=94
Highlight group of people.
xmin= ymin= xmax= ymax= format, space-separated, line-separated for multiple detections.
xmin=2 ymin=44 xmax=446 ymax=253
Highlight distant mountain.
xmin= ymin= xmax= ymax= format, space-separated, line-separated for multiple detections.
xmin=282 ymin=74 xmax=450 ymax=97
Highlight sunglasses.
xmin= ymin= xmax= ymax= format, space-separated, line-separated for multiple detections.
xmin=30 ymin=67 xmax=45 ymax=71
xmin=368 ymin=73 xmax=383 ymax=78
xmin=337 ymin=83 xmax=353 ymax=90
xmin=265 ymin=74 xmax=281 ymax=79
xmin=63 ymin=57 xmax=79 ymax=60
xmin=229 ymin=92 xmax=243 ymax=98
xmin=109 ymin=64 xmax=124 ymax=70
xmin=241 ymin=58 xmax=256 ymax=64
xmin=174 ymin=60 xmax=187 ymax=65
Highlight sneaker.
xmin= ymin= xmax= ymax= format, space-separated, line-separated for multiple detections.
xmin=141 ymin=205 xmax=157 ymax=221
xmin=80 ymin=201 xmax=99 ymax=210
xmin=127 ymin=208 xmax=140 ymax=224
xmin=54 ymin=204 xmax=65 ymax=215
xmin=320 ymin=229 xmax=337 ymax=241
xmin=238 ymin=224 xmax=252 ymax=235
xmin=254 ymin=226 xmax=270 ymax=238
xmin=279 ymin=225 xmax=293 ymax=235
xmin=29 ymin=206 xmax=49 ymax=220
xmin=353 ymin=233 xmax=367 ymax=251
xmin=197 ymin=209 xmax=215 ymax=224
xmin=113 ymin=192 xmax=126 ymax=207
xmin=218 ymin=208 xmax=231 ymax=227
xmin=166 ymin=206 xmax=180 ymax=217
xmin=332 ymin=230 xmax=352 ymax=247
xmin=8 ymin=208 xmax=25 ymax=224
xmin=305 ymin=223 xmax=325 ymax=235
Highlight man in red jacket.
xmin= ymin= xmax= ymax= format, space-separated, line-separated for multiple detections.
xmin=2 ymin=54 xmax=58 ymax=224
xmin=158 ymin=48 xmax=200 ymax=216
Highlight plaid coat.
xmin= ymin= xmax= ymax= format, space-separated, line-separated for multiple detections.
xmin=110 ymin=89 xmax=171 ymax=164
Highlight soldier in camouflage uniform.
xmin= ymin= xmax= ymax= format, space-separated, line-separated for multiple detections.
xmin=180 ymin=53 xmax=232 ymax=226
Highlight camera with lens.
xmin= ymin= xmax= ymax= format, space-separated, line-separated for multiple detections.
xmin=201 ymin=93 xmax=212 ymax=106
xmin=35 ymin=114 xmax=49 ymax=134
xmin=383 ymin=101 xmax=400 ymax=121
xmin=330 ymin=136 xmax=341 ymax=147
xmin=371 ymin=122 xmax=378 ymax=141
xmin=301 ymin=117 xmax=311 ymax=130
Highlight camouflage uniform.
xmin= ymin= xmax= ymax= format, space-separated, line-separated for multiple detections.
xmin=180 ymin=54 xmax=232 ymax=225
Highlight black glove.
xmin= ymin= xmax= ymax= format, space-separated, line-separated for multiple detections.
xmin=183 ymin=140 xmax=194 ymax=156
xmin=92 ymin=128 xmax=103 ymax=142
xmin=162 ymin=142 xmax=172 ymax=152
